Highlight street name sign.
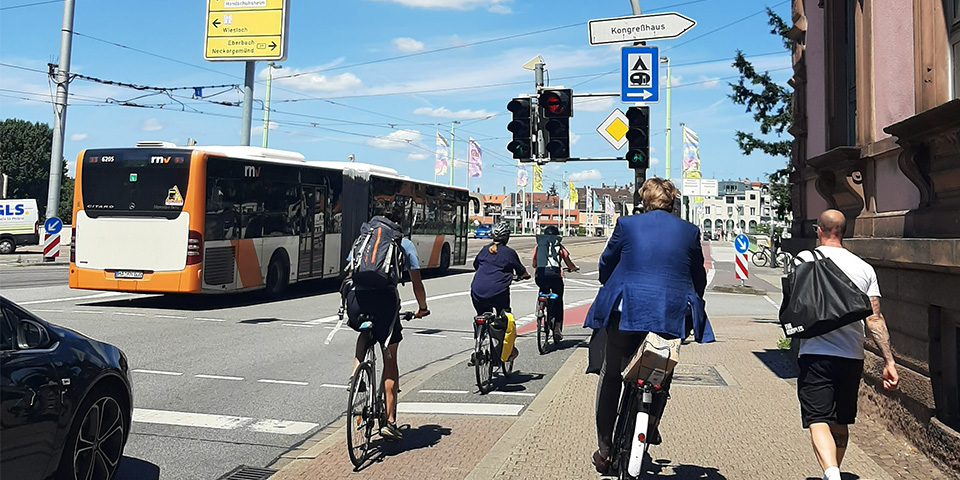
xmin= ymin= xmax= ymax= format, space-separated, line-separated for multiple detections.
xmin=622 ymin=46 xmax=659 ymax=103
xmin=597 ymin=109 xmax=629 ymax=150
xmin=204 ymin=0 xmax=289 ymax=61
xmin=589 ymin=12 xmax=696 ymax=46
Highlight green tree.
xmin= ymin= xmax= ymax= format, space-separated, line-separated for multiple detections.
xmin=0 ymin=118 xmax=73 ymax=216
xmin=547 ymin=182 xmax=558 ymax=198
xmin=729 ymin=7 xmax=793 ymax=219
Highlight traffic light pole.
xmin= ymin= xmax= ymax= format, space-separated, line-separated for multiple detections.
xmin=534 ymin=63 xmax=545 ymax=161
xmin=630 ymin=0 xmax=646 ymax=209
xmin=45 ymin=0 xmax=76 ymax=222
xmin=241 ymin=61 xmax=255 ymax=146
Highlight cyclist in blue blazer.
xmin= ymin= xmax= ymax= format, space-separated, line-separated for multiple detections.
xmin=586 ymin=178 xmax=715 ymax=473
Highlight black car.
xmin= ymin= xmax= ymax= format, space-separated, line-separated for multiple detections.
xmin=1 ymin=296 xmax=133 ymax=480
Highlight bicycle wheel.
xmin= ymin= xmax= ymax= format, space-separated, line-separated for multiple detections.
xmin=751 ymin=250 xmax=769 ymax=268
xmin=614 ymin=390 xmax=639 ymax=480
xmin=347 ymin=362 xmax=375 ymax=468
xmin=536 ymin=303 xmax=548 ymax=355
xmin=475 ymin=325 xmax=494 ymax=394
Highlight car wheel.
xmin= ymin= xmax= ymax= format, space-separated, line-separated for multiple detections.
xmin=0 ymin=238 xmax=15 ymax=255
xmin=59 ymin=391 xmax=127 ymax=480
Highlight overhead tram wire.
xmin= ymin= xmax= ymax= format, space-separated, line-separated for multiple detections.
xmin=0 ymin=0 xmax=61 ymax=10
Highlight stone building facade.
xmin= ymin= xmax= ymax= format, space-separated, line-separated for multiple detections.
xmin=786 ymin=0 xmax=960 ymax=470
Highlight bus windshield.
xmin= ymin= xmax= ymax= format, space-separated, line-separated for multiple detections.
xmin=81 ymin=149 xmax=191 ymax=218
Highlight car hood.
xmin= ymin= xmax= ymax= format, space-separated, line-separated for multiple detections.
xmin=46 ymin=323 xmax=127 ymax=372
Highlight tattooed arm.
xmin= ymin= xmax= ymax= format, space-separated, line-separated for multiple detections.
xmin=865 ymin=296 xmax=899 ymax=391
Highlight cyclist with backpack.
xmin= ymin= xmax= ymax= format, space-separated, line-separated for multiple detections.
xmin=344 ymin=206 xmax=429 ymax=442
xmin=531 ymin=225 xmax=580 ymax=342
xmin=470 ymin=222 xmax=529 ymax=363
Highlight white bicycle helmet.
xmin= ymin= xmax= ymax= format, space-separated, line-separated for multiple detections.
xmin=491 ymin=222 xmax=511 ymax=243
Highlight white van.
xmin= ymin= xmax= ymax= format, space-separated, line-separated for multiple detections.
xmin=0 ymin=199 xmax=40 ymax=254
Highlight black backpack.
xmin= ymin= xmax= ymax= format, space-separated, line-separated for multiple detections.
xmin=347 ymin=216 xmax=405 ymax=288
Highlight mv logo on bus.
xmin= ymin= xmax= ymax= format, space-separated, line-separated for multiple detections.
xmin=244 ymin=165 xmax=261 ymax=178
xmin=151 ymin=156 xmax=172 ymax=164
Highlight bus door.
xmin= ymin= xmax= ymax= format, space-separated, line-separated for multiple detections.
xmin=454 ymin=203 xmax=467 ymax=264
xmin=298 ymin=186 xmax=326 ymax=279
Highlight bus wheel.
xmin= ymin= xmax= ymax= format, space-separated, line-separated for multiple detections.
xmin=438 ymin=243 xmax=451 ymax=273
xmin=265 ymin=254 xmax=289 ymax=297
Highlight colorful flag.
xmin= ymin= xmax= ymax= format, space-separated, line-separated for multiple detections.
xmin=434 ymin=131 xmax=448 ymax=176
xmin=604 ymin=195 xmax=614 ymax=215
xmin=681 ymin=125 xmax=702 ymax=180
xmin=516 ymin=167 xmax=528 ymax=187
xmin=593 ymin=191 xmax=602 ymax=212
xmin=568 ymin=181 xmax=578 ymax=206
xmin=586 ymin=186 xmax=593 ymax=211
xmin=533 ymin=165 xmax=543 ymax=192
xmin=468 ymin=138 xmax=482 ymax=178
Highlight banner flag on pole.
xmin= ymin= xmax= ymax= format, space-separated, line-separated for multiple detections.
xmin=568 ymin=181 xmax=578 ymax=206
xmin=516 ymin=167 xmax=528 ymax=187
xmin=533 ymin=165 xmax=544 ymax=192
xmin=593 ymin=191 xmax=602 ymax=212
xmin=434 ymin=131 xmax=449 ymax=176
xmin=468 ymin=138 xmax=482 ymax=178
xmin=681 ymin=125 xmax=701 ymax=180
xmin=604 ymin=195 xmax=614 ymax=215
xmin=586 ymin=186 xmax=593 ymax=211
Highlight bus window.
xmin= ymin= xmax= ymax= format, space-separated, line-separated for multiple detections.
xmin=205 ymin=178 xmax=240 ymax=241
xmin=81 ymin=149 xmax=190 ymax=219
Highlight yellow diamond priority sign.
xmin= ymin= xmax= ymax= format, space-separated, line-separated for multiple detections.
xmin=597 ymin=108 xmax=630 ymax=150
xmin=205 ymin=0 xmax=289 ymax=62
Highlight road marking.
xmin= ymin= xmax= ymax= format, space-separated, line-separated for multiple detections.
xmin=132 ymin=408 xmax=317 ymax=435
xmin=324 ymin=316 xmax=346 ymax=344
xmin=566 ymin=279 xmax=599 ymax=288
xmin=195 ymin=374 xmax=244 ymax=381
xmin=17 ymin=291 xmax=128 ymax=306
xmin=30 ymin=309 xmax=64 ymax=313
xmin=764 ymin=296 xmax=779 ymax=308
xmin=489 ymin=391 xmax=537 ymax=397
xmin=707 ymin=267 xmax=716 ymax=288
xmin=320 ymin=383 xmax=348 ymax=389
xmin=579 ymin=270 xmax=598 ymax=276
xmin=412 ymin=332 xmax=446 ymax=338
xmin=74 ymin=310 xmax=103 ymax=314
xmin=196 ymin=317 xmax=226 ymax=322
xmin=419 ymin=389 xmax=470 ymax=395
xmin=133 ymin=369 xmax=183 ymax=376
xmin=258 ymin=379 xmax=309 ymax=386
xmin=306 ymin=315 xmax=340 ymax=325
xmin=282 ymin=323 xmax=314 ymax=328
xmin=461 ymin=336 xmax=475 ymax=340
xmin=156 ymin=314 xmax=186 ymax=319
xmin=398 ymin=402 xmax=525 ymax=416
xmin=400 ymin=290 xmax=471 ymax=306
xmin=115 ymin=312 xmax=146 ymax=317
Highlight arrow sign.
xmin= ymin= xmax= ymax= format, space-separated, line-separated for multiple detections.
xmin=212 ymin=18 xmax=221 ymax=28
xmin=269 ymin=41 xmax=277 ymax=50
xmin=589 ymin=12 xmax=696 ymax=45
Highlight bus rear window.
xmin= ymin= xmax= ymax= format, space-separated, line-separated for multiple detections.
xmin=81 ymin=149 xmax=191 ymax=218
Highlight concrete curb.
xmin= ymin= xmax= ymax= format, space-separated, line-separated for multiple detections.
xmin=464 ymin=346 xmax=589 ymax=480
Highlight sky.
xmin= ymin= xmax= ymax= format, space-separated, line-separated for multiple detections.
xmin=0 ymin=0 xmax=793 ymax=195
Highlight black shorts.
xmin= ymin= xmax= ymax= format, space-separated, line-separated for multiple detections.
xmin=346 ymin=287 xmax=402 ymax=345
xmin=797 ymin=354 xmax=864 ymax=428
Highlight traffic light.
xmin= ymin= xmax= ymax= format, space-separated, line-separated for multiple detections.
xmin=506 ymin=97 xmax=533 ymax=160
xmin=539 ymin=88 xmax=573 ymax=160
xmin=624 ymin=106 xmax=650 ymax=169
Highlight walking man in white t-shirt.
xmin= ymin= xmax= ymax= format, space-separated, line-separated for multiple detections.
xmin=796 ymin=209 xmax=900 ymax=480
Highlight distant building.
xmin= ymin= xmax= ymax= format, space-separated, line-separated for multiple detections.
xmin=697 ymin=179 xmax=775 ymax=238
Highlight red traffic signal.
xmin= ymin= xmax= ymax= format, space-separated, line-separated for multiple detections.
xmin=538 ymin=88 xmax=572 ymax=119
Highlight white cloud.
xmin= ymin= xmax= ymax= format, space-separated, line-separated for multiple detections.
xmin=142 ymin=119 xmax=163 ymax=132
xmin=252 ymin=121 xmax=279 ymax=136
xmin=70 ymin=133 xmax=88 ymax=141
xmin=570 ymin=133 xmax=582 ymax=146
xmin=393 ymin=37 xmax=425 ymax=53
xmin=697 ymin=75 xmax=721 ymax=89
xmin=569 ymin=169 xmax=602 ymax=182
xmin=371 ymin=0 xmax=512 ymax=14
xmin=367 ymin=129 xmax=422 ymax=149
xmin=413 ymin=106 xmax=492 ymax=120
xmin=650 ymin=157 xmax=661 ymax=166
xmin=275 ymin=70 xmax=362 ymax=92
xmin=574 ymin=97 xmax=615 ymax=113
xmin=407 ymin=153 xmax=427 ymax=160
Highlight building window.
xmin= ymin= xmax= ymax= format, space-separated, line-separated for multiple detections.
xmin=826 ymin=0 xmax=859 ymax=147
xmin=705 ymin=207 xmax=710 ymax=214
xmin=727 ymin=206 xmax=733 ymax=216
xmin=725 ymin=196 xmax=735 ymax=204
xmin=749 ymin=193 xmax=756 ymax=200
xmin=750 ymin=207 xmax=756 ymax=215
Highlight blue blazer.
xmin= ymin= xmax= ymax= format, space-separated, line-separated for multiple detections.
xmin=585 ymin=210 xmax=715 ymax=343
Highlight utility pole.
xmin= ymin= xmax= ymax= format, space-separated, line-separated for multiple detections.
xmin=662 ymin=56 xmax=672 ymax=180
xmin=45 ymin=0 xmax=76 ymax=221
xmin=535 ymin=63 xmax=545 ymax=161
xmin=262 ymin=62 xmax=281 ymax=148
xmin=449 ymin=121 xmax=459 ymax=187
xmin=240 ymin=61 xmax=255 ymax=146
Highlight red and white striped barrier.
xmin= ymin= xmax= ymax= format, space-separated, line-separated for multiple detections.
xmin=43 ymin=232 xmax=60 ymax=260
xmin=735 ymin=252 xmax=748 ymax=280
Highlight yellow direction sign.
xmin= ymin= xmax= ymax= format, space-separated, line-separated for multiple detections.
xmin=204 ymin=0 xmax=289 ymax=62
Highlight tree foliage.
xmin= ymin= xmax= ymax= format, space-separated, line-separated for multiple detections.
xmin=0 ymin=118 xmax=73 ymax=216
xmin=547 ymin=182 xmax=558 ymax=198
xmin=728 ymin=7 xmax=793 ymax=219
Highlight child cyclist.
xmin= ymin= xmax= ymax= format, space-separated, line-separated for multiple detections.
xmin=531 ymin=225 xmax=579 ymax=342
xmin=469 ymin=222 xmax=529 ymax=363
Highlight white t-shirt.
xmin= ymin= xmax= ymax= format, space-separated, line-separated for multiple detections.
xmin=796 ymin=246 xmax=880 ymax=360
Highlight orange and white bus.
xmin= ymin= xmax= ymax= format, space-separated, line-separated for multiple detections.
xmin=69 ymin=142 xmax=472 ymax=295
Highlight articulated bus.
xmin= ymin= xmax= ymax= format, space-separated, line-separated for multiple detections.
xmin=69 ymin=142 xmax=472 ymax=295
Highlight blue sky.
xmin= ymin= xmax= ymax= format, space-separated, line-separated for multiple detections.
xmin=0 ymin=0 xmax=792 ymax=194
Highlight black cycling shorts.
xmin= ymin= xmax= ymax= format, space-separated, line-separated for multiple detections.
xmin=346 ymin=287 xmax=402 ymax=345
xmin=797 ymin=354 xmax=864 ymax=428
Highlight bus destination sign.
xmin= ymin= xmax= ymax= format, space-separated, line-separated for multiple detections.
xmin=204 ymin=0 xmax=289 ymax=62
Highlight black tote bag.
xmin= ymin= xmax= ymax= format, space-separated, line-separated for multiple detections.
xmin=779 ymin=249 xmax=872 ymax=339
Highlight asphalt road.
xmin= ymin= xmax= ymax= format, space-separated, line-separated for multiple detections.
xmin=2 ymin=236 xmax=611 ymax=480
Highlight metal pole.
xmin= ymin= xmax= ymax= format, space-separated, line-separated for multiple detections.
xmin=45 ymin=0 xmax=75 ymax=221
xmin=241 ymin=61 xmax=255 ymax=146
xmin=449 ymin=121 xmax=458 ymax=187
xmin=663 ymin=57 xmax=672 ymax=180
xmin=262 ymin=62 xmax=279 ymax=148
xmin=630 ymin=0 xmax=642 ymax=15
xmin=535 ymin=63 xmax=545 ymax=160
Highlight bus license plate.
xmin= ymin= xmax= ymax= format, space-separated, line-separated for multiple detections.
xmin=115 ymin=270 xmax=144 ymax=279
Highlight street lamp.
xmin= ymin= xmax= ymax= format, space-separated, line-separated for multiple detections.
xmin=262 ymin=62 xmax=282 ymax=148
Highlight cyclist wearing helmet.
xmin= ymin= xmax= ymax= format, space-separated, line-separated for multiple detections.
xmin=470 ymin=222 xmax=530 ymax=360
xmin=532 ymin=225 xmax=579 ymax=342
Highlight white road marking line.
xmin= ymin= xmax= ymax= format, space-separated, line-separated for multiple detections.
xmin=74 ymin=310 xmax=103 ymax=314
xmin=133 ymin=369 xmax=183 ymax=376
xmin=282 ymin=323 xmax=314 ymax=328
xmin=306 ymin=315 xmax=340 ymax=325
xmin=155 ymin=314 xmax=186 ymax=319
xmin=489 ymin=391 xmax=537 ymax=397
xmin=258 ymin=379 xmax=309 ymax=386
xmin=324 ymin=316 xmax=346 ymax=344
xmin=115 ymin=312 xmax=146 ymax=317
xmin=320 ymin=384 xmax=348 ymax=389
xmin=399 ymin=290 xmax=471 ymax=307
xmin=566 ymin=279 xmax=599 ymax=288
xmin=31 ymin=309 xmax=63 ymax=313
xmin=132 ymin=408 xmax=318 ymax=435
xmin=461 ymin=336 xmax=475 ymax=340
xmin=18 ymin=291 xmax=128 ymax=306
xmin=397 ymin=402 xmax=525 ymax=416
xmin=412 ymin=332 xmax=446 ymax=338
xmin=707 ymin=267 xmax=716 ymax=288
xmin=195 ymin=374 xmax=244 ymax=381
xmin=579 ymin=270 xmax=598 ymax=276
xmin=196 ymin=317 xmax=226 ymax=322
xmin=764 ymin=296 xmax=779 ymax=308
xmin=419 ymin=389 xmax=470 ymax=395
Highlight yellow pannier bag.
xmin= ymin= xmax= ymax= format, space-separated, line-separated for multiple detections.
xmin=500 ymin=311 xmax=517 ymax=362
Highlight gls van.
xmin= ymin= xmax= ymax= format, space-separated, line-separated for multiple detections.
xmin=0 ymin=199 xmax=40 ymax=254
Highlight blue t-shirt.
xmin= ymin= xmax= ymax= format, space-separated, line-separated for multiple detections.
xmin=470 ymin=244 xmax=526 ymax=300
xmin=400 ymin=237 xmax=419 ymax=271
